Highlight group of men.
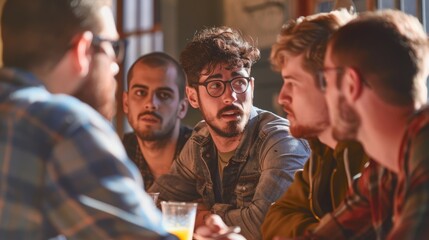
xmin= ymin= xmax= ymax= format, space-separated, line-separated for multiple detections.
xmin=0 ymin=0 xmax=428 ymax=240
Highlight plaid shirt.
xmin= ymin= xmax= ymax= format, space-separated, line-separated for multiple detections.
xmin=0 ymin=68 xmax=176 ymax=240
xmin=309 ymin=106 xmax=429 ymax=240
xmin=122 ymin=126 xmax=192 ymax=190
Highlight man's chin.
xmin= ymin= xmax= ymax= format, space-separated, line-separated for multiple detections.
xmin=332 ymin=127 xmax=356 ymax=141
xmin=290 ymin=125 xmax=320 ymax=139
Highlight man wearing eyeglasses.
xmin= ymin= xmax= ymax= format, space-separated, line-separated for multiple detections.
xmin=73 ymin=35 xmax=126 ymax=120
xmin=261 ymin=9 xmax=370 ymax=239
xmin=0 ymin=0 xmax=175 ymax=239
xmin=298 ymin=10 xmax=429 ymax=239
xmin=150 ymin=26 xmax=310 ymax=239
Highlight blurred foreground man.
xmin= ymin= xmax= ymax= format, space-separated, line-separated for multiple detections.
xmin=303 ymin=9 xmax=429 ymax=239
xmin=0 ymin=0 xmax=175 ymax=239
xmin=261 ymin=9 xmax=369 ymax=239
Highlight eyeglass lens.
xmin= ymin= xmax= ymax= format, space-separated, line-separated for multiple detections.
xmin=92 ymin=36 xmax=125 ymax=63
xmin=206 ymin=77 xmax=250 ymax=97
xmin=317 ymin=71 xmax=327 ymax=91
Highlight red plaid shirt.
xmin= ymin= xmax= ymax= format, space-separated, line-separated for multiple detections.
xmin=308 ymin=106 xmax=429 ymax=240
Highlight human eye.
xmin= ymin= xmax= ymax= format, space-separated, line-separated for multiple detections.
xmin=135 ymin=89 xmax=147 ymax=97
xmin=157 ymin=91 xmax=173 ymax=101
xmin=207 ymin=80 xmax=223 ymax=90
xmin=232 ymin=77 xmax=247 ymax=87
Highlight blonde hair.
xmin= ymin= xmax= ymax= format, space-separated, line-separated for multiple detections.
xmin=270 ymin=9 xmax=354 ymax=75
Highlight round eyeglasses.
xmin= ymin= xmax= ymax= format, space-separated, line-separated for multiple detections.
xmin=316 ymin=66 xmax=370 ymax=92
xmin=192 ymin=76 xmax=252 ymax=98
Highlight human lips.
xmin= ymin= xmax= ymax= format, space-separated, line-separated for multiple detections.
xmin=218 ymin=106 xmax=243 ymax=120
xmin=138 ymin=112 xmax=162 ymax=123
xmin=282 ymin=106 xmax=295 ymax=119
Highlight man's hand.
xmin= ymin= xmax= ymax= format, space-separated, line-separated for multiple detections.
xmin=194 ymin=214 xmax=245 ymax=240
xmin=195 ymin=209 xmax=211 ymax=229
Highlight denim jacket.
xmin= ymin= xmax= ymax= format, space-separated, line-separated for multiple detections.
xmin=151 ymin=107 xmax=309 ymax=239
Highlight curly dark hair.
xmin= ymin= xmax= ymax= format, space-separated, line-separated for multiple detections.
xmin=180 ymin=26 xmax=260 ymax=86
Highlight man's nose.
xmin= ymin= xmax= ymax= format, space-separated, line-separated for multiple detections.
xmin=111 ymin=61 xmax=119 ymax=75
xmin=144 ymin=94 xmax=159 ymax=110
xmin=222 ymin=83 xmax=238 ymax=104
xmin=278 ymin=84 xmax=292 ymax=105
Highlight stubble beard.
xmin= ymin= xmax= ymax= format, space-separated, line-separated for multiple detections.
xmin=332 ymin=95 xmax=360 ymax=141
xmin=135 ymin=123 xmax=175 ymax=142
xmin=290 ymin=121 xmax=329 ymax=139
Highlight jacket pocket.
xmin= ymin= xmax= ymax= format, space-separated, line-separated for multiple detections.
xmin=234 ymin=173 xmax=260 ymax=207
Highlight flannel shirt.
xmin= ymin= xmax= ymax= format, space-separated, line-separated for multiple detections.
xmin=0 ymin=68 xmax=176 ymax=240
xmin=122 ymin=125 xmax=192 ymax=190
xmin=309 ymin=106 xmax=429 ymax=240
xmin=261 ymin=139 xmax=369 ymax=239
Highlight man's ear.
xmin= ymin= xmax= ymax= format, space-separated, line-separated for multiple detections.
xmin=186 ymin=86 xmax=199 ymax=109
xmin=177 ymin=98 xmax=189 ymax=119
xmin=122 ymin=92 xmax=129 ymax=114
xmin=343 ymin=67 xmax=363 ymax=102
xmin=70 ymin=31 xmax=93 ymax=78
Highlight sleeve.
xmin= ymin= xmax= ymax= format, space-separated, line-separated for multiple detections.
xmin=44 ymin=120 xmax=176 ymax=240
xmin=149 ymin=139 xmax=201 ymax=203
xmin=308 ymin=162 xmax=377 ymax=240
xmin=261 ymin=157 xmax=319 ymax=239
xmin=387 ymin=125 xmax=429 ymax=239
xmin=212 ymin=130 xmax=310 ymax=239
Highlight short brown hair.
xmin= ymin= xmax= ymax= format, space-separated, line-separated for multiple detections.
xmin=2 ymin=0 xmax=111 ymax=72
xmin=271 ymin=9 xmax=354 ymax=77
xmin=180 ymin=26 xmax=260 ymax=85
xmin=126 ymin=52 xmax=187 ymax=100
xmin=329 ymin=9 xmax=429 ymax=106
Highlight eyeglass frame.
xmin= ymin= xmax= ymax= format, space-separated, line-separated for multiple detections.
xmin=191 ymin=76 xmax=253 ymax=98
xmin=91 ymin=35 xmax=126 ymax=63
xmin=316 ymin=67 xmax=344 ymax=92
xmin=316 ymin=66 xmax=370 ymax=92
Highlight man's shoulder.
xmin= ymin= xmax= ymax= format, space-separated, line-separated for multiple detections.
xmin=180 ymin=124 xmax=194 ymax=140
xmin=10 ymin=89 xmax=109 ymax=138
xmin=252 ymin=108 xmax=291 ymax=134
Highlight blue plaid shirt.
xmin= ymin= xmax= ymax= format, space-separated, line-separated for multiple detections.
xmin=0 ymin=68 xmax=176 ymax=240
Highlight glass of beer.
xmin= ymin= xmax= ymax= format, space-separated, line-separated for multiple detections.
xmin=161 ymin=201 xmax=197 ymax=240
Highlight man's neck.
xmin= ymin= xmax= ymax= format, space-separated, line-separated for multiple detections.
xmin=137 ymin=121 xmax=181 ymax=178
xmin=358 ymin=97 xmax=415 ymax=173
xmin=318 ymin=126 xmax=337 ymax=149
xmin=210 ymin=131 xmax=242 ymax=153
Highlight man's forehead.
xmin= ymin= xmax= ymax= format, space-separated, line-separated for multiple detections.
xmin=97 ymin=6 xmax=119 ymax=39
xmin=200 ymin=63 xmax=248 ymax=76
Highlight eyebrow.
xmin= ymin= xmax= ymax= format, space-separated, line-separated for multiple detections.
xmin=204 ymin=71 xmax=245 ymax=82
xmin=282 ymin=74 xmax=297 ymax=80
xmin=130 ymin=84 xmax=148 ymax=89
xmin=130 ymin=84 xmax=174 ymax=93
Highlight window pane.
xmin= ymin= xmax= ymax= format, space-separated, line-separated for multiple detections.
xmin=380 ymin=0 xmax=395 ymax=9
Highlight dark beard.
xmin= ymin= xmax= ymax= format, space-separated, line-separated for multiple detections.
xmin=332 ymin=95 xmax=360 ymax=141
xmin=135 ymin=124 xmax=175 ymax=142
xmin=206 ymin=119 xmax=241 ymax=138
